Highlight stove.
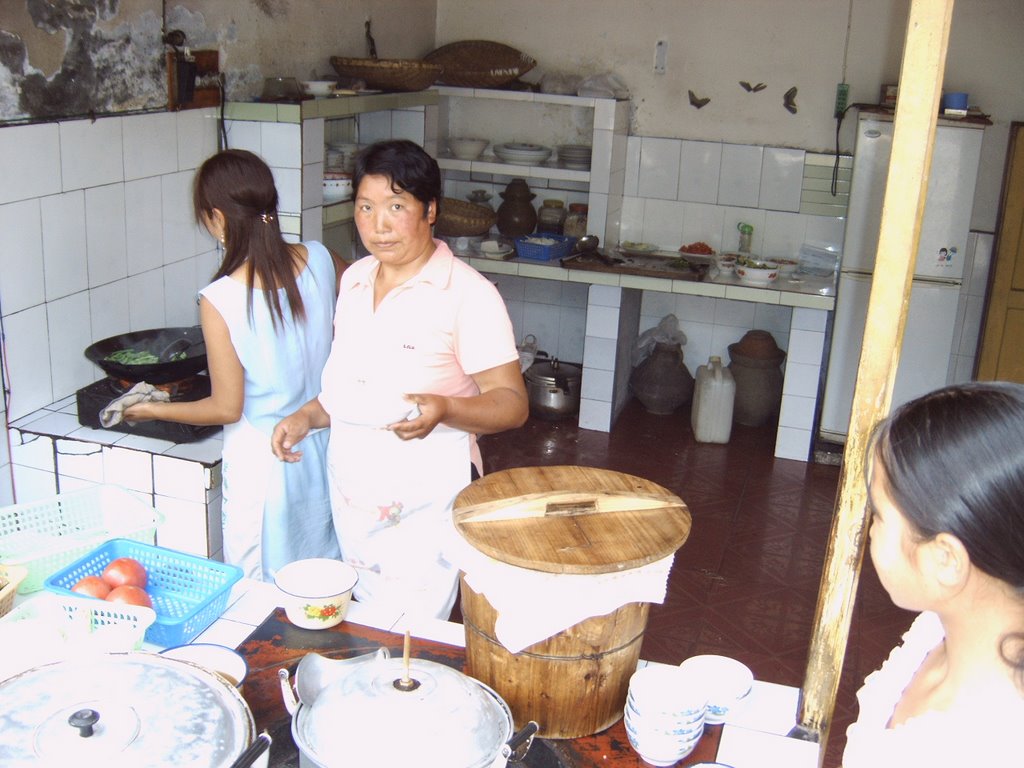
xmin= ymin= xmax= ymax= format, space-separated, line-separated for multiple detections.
xmin=75 ymin=375 xmax=220 ymax=443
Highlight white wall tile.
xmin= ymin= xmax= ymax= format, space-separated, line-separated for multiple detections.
xmin=260 ymin=122 xmax=302 ymax=169
xmin=60 ymin=116 xmax=124 ymax=191
xmin=9 ymin=432 xmax=55 ymax=473
xmin=642 ymin=198 xmax=684 ymax=250
xmin=103 ymin=446 xmax=153 ymax=494
xmin=3 ymin=305 xmax=53 ymax=419
xmin=787 ymin=328 xmax=825 ymax=365
xmin=302 ymin=161 xmax=324 ymax=209
xmin=302 ymin=118 xmax=326 ymax=165
xmin=624 ymin=136 xmax=641 ymax=197
xmin=637 ymin=137 xmax=680 ymax=200
xmin=557 ymin=306 xmax=586 ymax=361
xmin=804 ymin=216 xmax=845 ymax=252
xmin=125 ymin=176 xmax=164 ymax=275
xmin=760 ymin=147 xmax=805 ymax=213
xmin=586 ymin=192 xmax=609 ymax=243
xmin=791 ymin=307 xmax=829 ymax=332
xmin=782 ymin=361 xmax=821 ymax=398
xmin=0 ymin=199 xmax=45 ymax=313
xmin=153 ymin=454 xmax=208 ymax=503
xmin=524 ymin=278 xmax=563 ymax=304
xmin=162 ymin=171 xmax=197 ymax=263
xmin=522 ymin=302 xmax=561 ymax=355
xmin=721 ymin=207 xmax=767 ymax=254
xmin=123 ymin=112 xmax=178 ymax=181
xmin=11 ymin=463 xmax=57 ymax=502
xmin=582 ymin=336 xmax=617 ymax=370
xmin=679 ymin=202 xmax=726 ymax=251
xmin=753 ymin=304 xmax=793 ymax=335
xmin=619 ymin=197 xmax=645 ymax=243
xmin=586 ymin=306 xmax=620 ymax=339
xmin=775 ymin=426 xmax=811 ymax=462
xmin=640 ymin=289 xmax=677 ymax=319
xmin=163 ymin=258 xmax=200 ymax=327
xmin=89 ymin=279 xmax=130 ymax=341
xmin=593 ymin=99 xmax=616 ymax=131
xmin=85 ymin=183 xmax=128 ymax=287
xmin=47 ymin=291 xmax=93 ymax=400
xmin=0 ymin=122 xmax=61 ymax=204
xmin=779 ymin=394 xmax=815 ymax=431
xmin=678 ymin=140 xmax=722 ymax=204
xmin=391 ymin=110 xmax=424 ymax=144
xmin=578 ymin=397 xmax=612 ymax=431
xmin=714 ymin=298 xmax=756 ymax=328
xmin=128 ymin=269 xmax=167 ymax=330
xmin=590 ymin=129 xmax=613 ymax=194
xmin=271 ymin=167 xmax=302 ymax=215
xmin=762 ymin=211 xmax=807 ymax=260
xmin=718 ymin=144 xmax=763 ymax=208
xmin=358 ymin=111 xmax=392 ymax=143
xmin=154 ymin=495 xmax=210 ymax=556
xmin=589 ymin=284 xmax=622 ymax=308
xmin=225 ymin=120 xmax=262 ymax=155
xmin=581 ymin=366 xmax=614 ymax=401
xmin=40 ymin=191 xmax=89 ymax=301
xmin=55 ymin=438 xmax=105 ymax=483
xmin=177 ymin=108 xmax=220 ymax=170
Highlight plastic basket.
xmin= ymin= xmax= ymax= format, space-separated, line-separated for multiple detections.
xmin=1 ymin=592 xmax=155 ymax=651
xmin=0 ymin=563 xmax=27 ymax=618
xmin=44 ymin=539 xmax=243 ymax=647
xmin=514 ymin=234 xmax=577 ymax=261
xmin=0 ymin=485 xmax=163 ymax=594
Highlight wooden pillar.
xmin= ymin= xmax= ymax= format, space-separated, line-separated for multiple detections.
xmin=794 ymin=0 xmax=955 ymax=761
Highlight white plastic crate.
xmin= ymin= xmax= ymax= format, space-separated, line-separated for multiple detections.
xmin=0 ymin=485 xmax=163 ymax=594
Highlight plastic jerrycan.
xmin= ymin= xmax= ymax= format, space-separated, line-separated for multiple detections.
xmin=691 ymin=356 xmax=736 ymax=444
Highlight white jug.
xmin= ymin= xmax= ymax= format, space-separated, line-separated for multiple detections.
xmin=691 ymin=356 xmax=736 ymax=444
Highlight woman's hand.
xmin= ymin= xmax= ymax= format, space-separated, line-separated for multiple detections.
xmin=122 ymin=402 xmax=155 ymax=423
xmin=387 ymin=395 xmax=446 ymax=440
xmin=272 ymin=398 xmax=330 ymax=461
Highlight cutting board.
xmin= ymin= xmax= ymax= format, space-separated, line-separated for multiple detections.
xmin=453 ymin=466 xmax=691 ymax=574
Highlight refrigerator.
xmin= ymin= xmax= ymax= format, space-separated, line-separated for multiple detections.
xmin=819 ymin=114 xmax=984 ymax=442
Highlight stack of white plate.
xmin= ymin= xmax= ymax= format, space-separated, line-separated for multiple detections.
xmin=557 ymin=144 xmax=593 ymax=170
xmin=493 ymin=142 xmax=552 ymax=166
xmin=326 ymin=142 xmax=361 ymax=173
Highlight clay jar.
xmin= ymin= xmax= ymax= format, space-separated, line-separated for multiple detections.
xmin=496 ymin=178 xmax=537 ymax=238
xmin=727 ymin=330 xmax=786 ymax=427
xmin=629 ymin=341 xmax=695 ymax=415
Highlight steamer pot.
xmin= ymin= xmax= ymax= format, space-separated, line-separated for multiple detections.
xmin=524 ymin=357 xmax=582 ymax=420
xmin=0 ymin=652 xmax=264 ymax=767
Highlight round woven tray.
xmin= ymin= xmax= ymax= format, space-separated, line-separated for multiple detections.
xmin=330 ymin=57 xmax=441 ymax=92
xmin=434 ymin=199 xmax=497 ymax=237
xmin=424 ymin=40 xmax=536 ymax=88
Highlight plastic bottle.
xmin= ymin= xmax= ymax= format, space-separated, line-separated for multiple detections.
xmin=737 ymin=222 xmax=753 ymax=253
xmin=691 ymin=356 xmax=736 ymax=444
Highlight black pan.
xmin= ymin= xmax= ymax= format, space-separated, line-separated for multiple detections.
xmin=85 ymin=326 xmax=208 ymax=384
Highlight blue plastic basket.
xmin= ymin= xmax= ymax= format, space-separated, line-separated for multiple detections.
xmin=43 ymin=538 xmax=243 ymax=647
xmin=514 ymin=234 xmax=577 ymax=261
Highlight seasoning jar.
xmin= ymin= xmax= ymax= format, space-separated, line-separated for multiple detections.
xmin=536 ymin=199 xmax=567 ymax=235
xmin=737 ymin=222 xmax=753 ymax=253
xmin=564 ymin=203 xmax=589 ymax=239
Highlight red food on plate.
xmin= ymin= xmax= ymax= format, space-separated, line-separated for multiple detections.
xmin=71 ymin=575 xmax=111 ymax=599
xmin=105 ymin=584 xmax=152 ymax=608
xmin=102 ymin=557 xmax=148 ymax=589
xmin=679 ymin=241 xmax=714 ymax=255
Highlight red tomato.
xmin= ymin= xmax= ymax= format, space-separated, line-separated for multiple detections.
xmin=102 ymin=557 xmax=148 ymax=589
xmin=71 ymin=575 xmax=111 ymax=599
xmin=105 ymin=584 xmax=152 ymax=608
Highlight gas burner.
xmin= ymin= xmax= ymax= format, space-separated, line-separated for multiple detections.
xmin=76 ymin=375 xmax=219 ymax=443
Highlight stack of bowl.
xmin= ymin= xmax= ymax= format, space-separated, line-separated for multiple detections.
xmin=678 ymin=654 xmax=754 ymax=724
xmin=623 ymin=665 xmax=707 ymax=766
xmin=557 ymin=144 xmax=593 ymax=170
xmin=493 ymin=142 xmax=552 ymax=166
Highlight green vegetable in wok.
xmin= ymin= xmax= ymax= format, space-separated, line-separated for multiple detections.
xmin=105 ymin=348 xmax=186 ymax=365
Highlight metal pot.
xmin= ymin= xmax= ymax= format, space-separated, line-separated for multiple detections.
xmin=280 ymin=650 xmax=536 ymax=768
xmin=85 ymin=326 xmax=208 ymax=384
xmin=524 ymin=357 xmax=582 ymax=420
xmin=0 ymin=653 xmax=266 ymax=767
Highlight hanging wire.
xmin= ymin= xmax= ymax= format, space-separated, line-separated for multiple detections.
xmin=832 ymin=0 xmax=856 ymax=196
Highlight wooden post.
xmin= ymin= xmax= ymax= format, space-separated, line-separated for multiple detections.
xmin=794 ymin=0 xmax=955 ymax=761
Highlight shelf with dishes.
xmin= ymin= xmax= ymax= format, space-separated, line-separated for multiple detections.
xmin=436 ymin=155 xmax=590 ymax=183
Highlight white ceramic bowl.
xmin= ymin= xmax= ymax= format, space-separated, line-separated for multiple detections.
xmin=274 ymin=559 xmax=358 ymax=630
xmin=716 ymin=253 xmax=738 ymax=273
xmin=678 ymin=654 xmax=754 ymax=724
xmin=323 ymin=172 xmax=353 ymax=202
xmin=160 ymin=643 xmax=248 ymax=688
xmin=734 ymin=258 xmax=779 ymax=287
xmin=449 ymin=137 xmax=489 ymax=160
xmin=301 ymin=80 xmax=336 ymax=97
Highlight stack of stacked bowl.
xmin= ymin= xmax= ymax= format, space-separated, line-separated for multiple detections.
xmin=556 ymin=144 xmax=593 ymax=170
xmin=678 ymin=654 xmax=754 ymax=724
xmin=623 ymin=665 xmax=708 ymax=766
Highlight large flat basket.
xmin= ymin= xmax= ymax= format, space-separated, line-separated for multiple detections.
xmin=330 ymin=57 xmax=441 ymax=92
xmin=424 ymin=41 xmax=536 ymax=88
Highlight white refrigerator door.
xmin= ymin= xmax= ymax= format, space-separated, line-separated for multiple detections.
xmin=842 ymin=117 xmax=983 ymax=280
xmin=819 ymin=273 xmax=962 ymax=440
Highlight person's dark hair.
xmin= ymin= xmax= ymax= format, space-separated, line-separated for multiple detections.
xmin=353 ymin=139 xmax=442 ymax=219
xmin=870 ymin=381 xmax=1024 ymax=683
xmin=194 ymin=149 xmax=304 ymax=328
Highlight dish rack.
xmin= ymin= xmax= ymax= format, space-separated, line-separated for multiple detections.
xmin=0 ymin=485 xmax=163 ymax=594
xmin=514 ymin=234 xmax=577 ymax=262
xmin=45 ymin=539 xmax=243 ymax=647
xmin=1 ymin=592 xmax=156 ymax=651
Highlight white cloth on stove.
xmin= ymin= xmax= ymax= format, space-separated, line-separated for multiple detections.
xmin=99 ymin=382 xmax=170 ymax=427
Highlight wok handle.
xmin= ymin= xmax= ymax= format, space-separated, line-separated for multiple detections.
xmin=502 ymin=721 xmax=539 ymax=763
xmin=229 ymin=732 xmax=272 ymax=768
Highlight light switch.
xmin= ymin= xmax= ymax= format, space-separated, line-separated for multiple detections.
xmin=654 ymin=40 xmax=668 ymax=74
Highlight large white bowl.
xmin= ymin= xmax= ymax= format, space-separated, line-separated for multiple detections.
xmin=734 ymin=258 xmax=779 ymax=287
xmin=678 ymin=654 xmax=754 ymax=724
xmin=448 ymin=137 xmax=488 ymax=160
xmin=301 ymin=80 xmax=336 ymax=97
xmin=160 ymin=643 xmax=248 ymax=688
xmin=275 ymin=559 xmax=358 ymax=630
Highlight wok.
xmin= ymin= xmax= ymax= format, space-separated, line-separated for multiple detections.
xmin=85 ymin=326 xmax=208 ymax=384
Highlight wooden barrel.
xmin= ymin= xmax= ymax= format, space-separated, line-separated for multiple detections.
xmin=453 ymin=465 xmax=691 ymax=739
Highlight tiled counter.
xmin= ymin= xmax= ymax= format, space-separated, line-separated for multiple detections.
xmin=7 ymin=396 xmax=225 ymax=560
xmin=474 ymin=256 xmax=835 ymax=462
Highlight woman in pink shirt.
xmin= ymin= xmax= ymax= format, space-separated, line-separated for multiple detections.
xmin=272 ymin=140 xmax=528 ymax=619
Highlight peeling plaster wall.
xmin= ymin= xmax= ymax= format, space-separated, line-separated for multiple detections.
xmin=0 ymin=0 xmax=438 ymax=122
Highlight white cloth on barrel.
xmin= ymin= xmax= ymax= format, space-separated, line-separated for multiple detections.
xmin=99 ymin=382 xmax=170 ymax=427
xmin=444 ymin=521 xmax=674 ymax=654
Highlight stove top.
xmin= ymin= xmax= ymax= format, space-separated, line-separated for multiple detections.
xmin=76 ymin=375 xmax=220 ymax=443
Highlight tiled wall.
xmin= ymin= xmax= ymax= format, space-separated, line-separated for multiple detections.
xmin=0 ymin=108 xmax=221 ymax=503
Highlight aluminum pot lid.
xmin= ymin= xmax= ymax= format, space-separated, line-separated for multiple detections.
xmin=297 ymin=655 xmax=510 ymax=768
xmin=525 ymin=359 xmax=582 ymax=385
xmin=0 ymin=653 xmax=254 ymax=767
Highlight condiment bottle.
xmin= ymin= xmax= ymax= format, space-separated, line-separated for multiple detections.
xmin=737 ymin=222 xmax=753 ymax=253
xmin=536 ymin=199 xmax=567 ymax=234
xmin=564 ymin=203 xmax=589 ymax=239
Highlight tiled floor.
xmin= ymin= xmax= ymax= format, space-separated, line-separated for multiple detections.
xmin=474 ymin=399 xmax=915 ymax=768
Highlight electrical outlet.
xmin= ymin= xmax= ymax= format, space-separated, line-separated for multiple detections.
xmin=654 ymin=40 xmax=668 ymax=74
xmin=834 ymin=82 xmax=850 ymax=118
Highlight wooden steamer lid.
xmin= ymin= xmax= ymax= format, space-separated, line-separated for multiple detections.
xmin=453 ymin=465 xmax=691 ymax=573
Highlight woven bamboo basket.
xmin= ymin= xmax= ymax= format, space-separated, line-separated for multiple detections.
xmin=424 ymin=40 xmax=536 ymax=88
xmin=0 ymin=564 xmax=28 ymax=618
xmin=434 ymin=199 xmax=497 ymax=237
xmin=330 ymin=57 xmax=441 ymax=92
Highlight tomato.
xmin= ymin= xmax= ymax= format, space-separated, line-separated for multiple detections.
xmin=71 ymin=575 xmax=111 ymax=599
xmin=102 ymin=557 xmax=148 ymax=589
xmin=105 ymin=584 xmax=152 ymax=608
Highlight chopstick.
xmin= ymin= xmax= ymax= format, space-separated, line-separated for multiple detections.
xmin=229 ymin=732 xmax=272 ymax=768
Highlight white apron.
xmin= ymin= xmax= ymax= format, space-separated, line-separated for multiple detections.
xmin=326 ymin=420 xmax=470 ymax=619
